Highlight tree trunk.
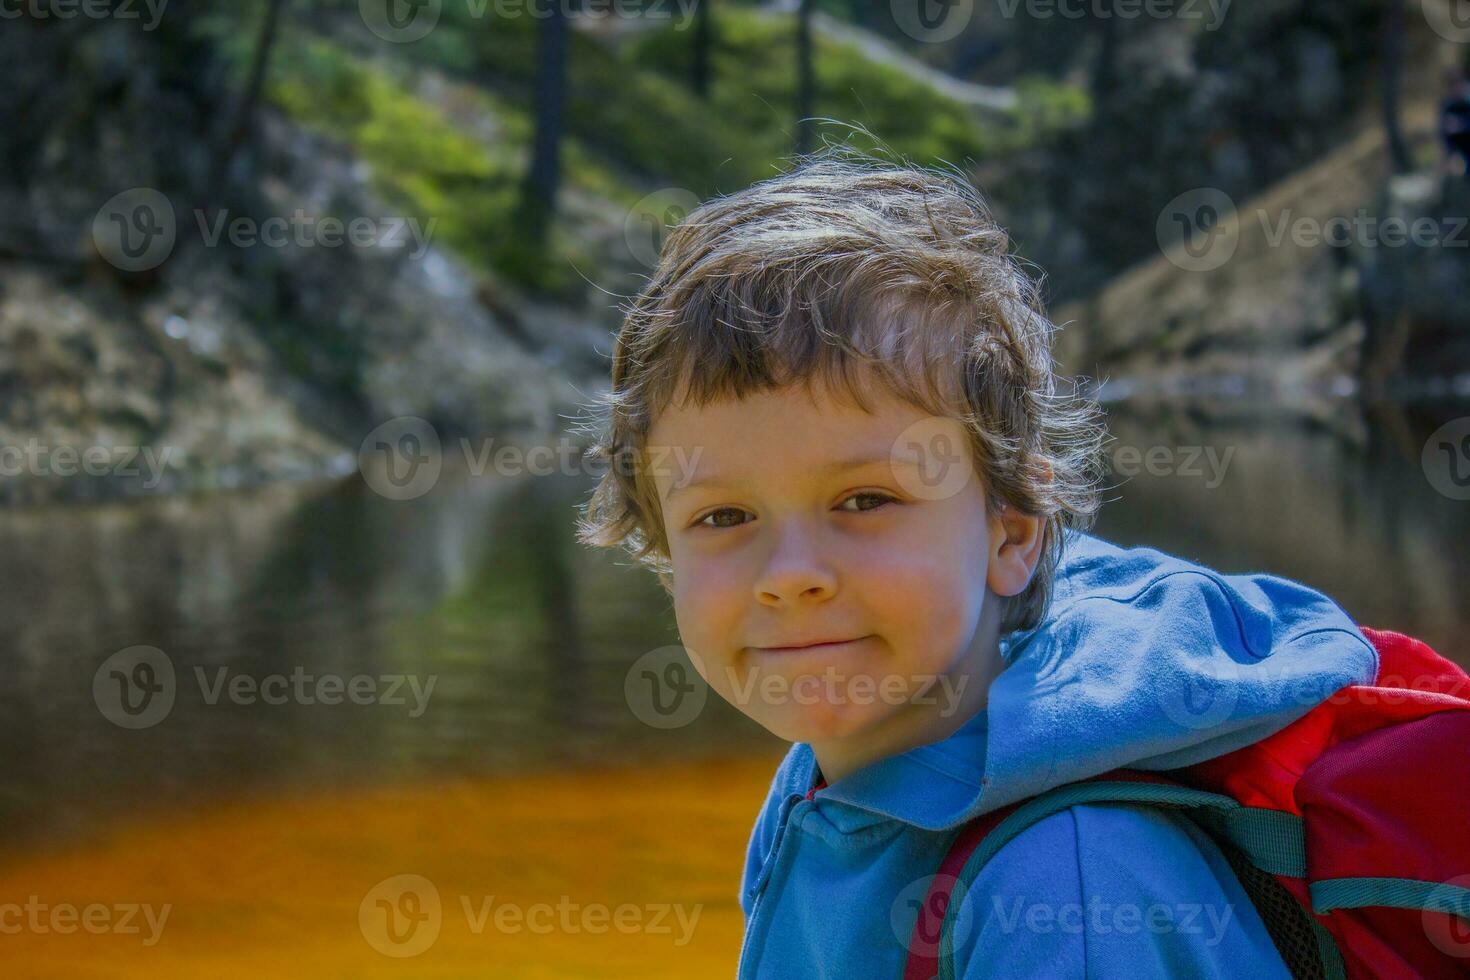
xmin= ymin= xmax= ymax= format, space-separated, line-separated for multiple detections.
xmin=1091 ymin=0 xmax=1118 ymax=106
xmin=692 ymin=0 xmax=712 ymax=100
xmin=520 ymin=0 xmax=568 ymax=245
xmin=215 ymin=0 xmax=285 ymax=186
xmin=795 ymin=0 xmax=815 ymax=154
xmin=1382 ymin=0 xmax=1412 ymax=175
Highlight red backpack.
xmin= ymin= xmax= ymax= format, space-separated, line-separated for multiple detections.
xmin=903 ymin=627 xmax=1470 ymax=980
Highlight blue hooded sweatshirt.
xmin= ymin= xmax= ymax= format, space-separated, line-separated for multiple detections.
xmin=736 ymin=532 xmax=1379 ymax=979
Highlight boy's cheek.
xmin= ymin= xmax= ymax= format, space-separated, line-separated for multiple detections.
xmin=871 ymin=572 xmax=985 ymax=671
xmin=671 ymin=548 xmax=752 ymax=603
xmin=670 ymin=569 xmax=739 ymax=659
xmin=867 ymin=560 xmax=973 ymax=621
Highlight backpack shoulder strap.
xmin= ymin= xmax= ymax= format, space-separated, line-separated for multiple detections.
xmin=902 ymin=775 xmax=1341 ymax=980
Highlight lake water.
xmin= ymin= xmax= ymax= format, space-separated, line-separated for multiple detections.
xmin=2 ymin=397 xmax=1467 ymax=975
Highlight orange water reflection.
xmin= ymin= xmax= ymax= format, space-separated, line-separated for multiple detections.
xmin=0 ymin=753 xmax=781 ymax=978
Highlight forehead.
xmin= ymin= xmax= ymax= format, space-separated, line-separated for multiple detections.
xmin=650 ymin=374 xmax=908 ymax=438
xmin=645 ymin=377 xmax=968 ymax=493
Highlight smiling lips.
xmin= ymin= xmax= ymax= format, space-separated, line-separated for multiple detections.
xmin=753 ymin=635 xmax=871 ymax=653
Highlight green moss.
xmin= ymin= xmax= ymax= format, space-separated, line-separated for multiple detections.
xmin=266 ymin=38 xmax=613 ymax=296
xmin=427 ymin=7 xmax=756 ymax=194
xmin=629 ymin=8 xmax=993 ymax=175
xmin=204 ymin=6 xmax=1066 ymax=299
xmin=1005 ymin=74 xmax=1092 ymax=150
xmin=393 ymin=5 xmax=1001 ymax=194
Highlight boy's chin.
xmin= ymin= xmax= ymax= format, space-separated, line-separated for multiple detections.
xmin=753 ymin=701 xmax=893 ymax=746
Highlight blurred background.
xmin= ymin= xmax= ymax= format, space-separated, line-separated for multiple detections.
xmin=2 ymin=0 xmax=1470 ymax=976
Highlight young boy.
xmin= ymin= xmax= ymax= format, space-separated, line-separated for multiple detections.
xmin=579 ymin=155 xmax=1379 ymax=977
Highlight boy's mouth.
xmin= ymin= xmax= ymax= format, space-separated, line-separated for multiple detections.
xmin=750 ymin=635 xmax=873 ymax=654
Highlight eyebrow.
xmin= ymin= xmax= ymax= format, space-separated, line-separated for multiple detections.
xmin=661 ymin=450 xmax=924 ymax=503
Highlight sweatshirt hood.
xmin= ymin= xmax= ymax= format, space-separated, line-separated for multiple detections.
xmin=775 ymin=531 xmax=1379 ymax=832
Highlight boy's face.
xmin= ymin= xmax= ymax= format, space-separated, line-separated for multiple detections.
xmin=647 ymin=376 xmax=1026 ymax=747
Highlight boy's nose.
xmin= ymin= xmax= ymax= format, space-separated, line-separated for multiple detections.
xmin=753 ymin=527 xmax=838 ymax=607
xmin=755 ymin=576 xmax=836 ymax=607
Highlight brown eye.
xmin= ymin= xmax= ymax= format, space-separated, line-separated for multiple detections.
xmin=697 ymin=507 xmax=751 ymax=529
xmin=838 ymin=492 xmax=897 ymax=513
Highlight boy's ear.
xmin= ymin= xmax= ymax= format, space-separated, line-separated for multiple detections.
xmin=986 ymin=504 xmax=1046 ymax=598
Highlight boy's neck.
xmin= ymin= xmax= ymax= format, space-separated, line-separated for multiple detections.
xmin=808 ymin=625 xmax=1006 ymax=784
